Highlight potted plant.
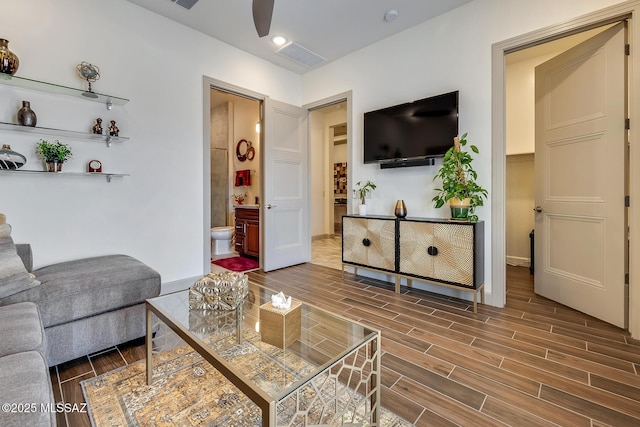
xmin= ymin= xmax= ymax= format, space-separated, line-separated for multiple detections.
xmin=35 ymin=139 xmax=72 ymax=172
xmin=432 ymin=133 xmax=488 ymax=221
xmin=232 ymin=193 xmax=247 ymax=205
xmin=355 ymin=180 xmax=376 ymax=216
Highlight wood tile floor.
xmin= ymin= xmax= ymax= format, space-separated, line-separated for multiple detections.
xmin=51 ymin=264 xmax=640 ymax=426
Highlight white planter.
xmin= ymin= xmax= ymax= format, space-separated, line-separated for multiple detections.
xmin=358 ymin=204 xmax=367 ymax=216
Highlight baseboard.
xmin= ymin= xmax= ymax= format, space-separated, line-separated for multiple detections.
xmin=160 ymin=275 xmax=201 ymax=295
xmin=312 ymin=234 xmax=331 ymax=241
xmin=506 ymin=256 xmax=530 ymax=268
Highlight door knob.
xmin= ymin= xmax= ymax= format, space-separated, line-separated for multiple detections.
xmin=533 ymin=206 xmax=543 ymax=213
xmin=266 ymin=203 xmax=277 ymax=209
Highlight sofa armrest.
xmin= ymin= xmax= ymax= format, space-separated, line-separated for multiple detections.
xmin=15 ymin=244 xmax=33 ymax=273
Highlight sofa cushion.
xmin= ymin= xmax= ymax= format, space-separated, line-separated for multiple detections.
xmin=0 ymin=254 xmax=160 ymax=328
xmin=0 ymin=302 xmax=46 ymax=358
xmin=0 ymin=351 xmax=56 ymax=427
xmin=0 ymin=224 xmax=40 ymax=299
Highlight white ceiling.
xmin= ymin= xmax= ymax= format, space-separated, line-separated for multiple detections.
xmin=126 ymin=0 xmax=473 ymax=74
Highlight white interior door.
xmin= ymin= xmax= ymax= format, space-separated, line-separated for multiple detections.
xmin=534 ymin=22 xmax=627 ymax=327
xmin=263 ymin=98 xmax=310 ymax=271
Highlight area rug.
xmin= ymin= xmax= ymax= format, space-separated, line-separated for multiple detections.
xmin=81 ymin=344 xmax=413 ymax=427
xmin=212 ymin=255 xmax=260 ymax=272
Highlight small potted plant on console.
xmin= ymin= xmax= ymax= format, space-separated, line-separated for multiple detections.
xmin=355 ymin=180 xmax=376 ymax=216
xmin=432 ymin=133 xmax=487 ymax=221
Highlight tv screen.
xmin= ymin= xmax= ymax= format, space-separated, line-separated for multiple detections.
xmin=364 ymin=91 xmax=458 ymax=166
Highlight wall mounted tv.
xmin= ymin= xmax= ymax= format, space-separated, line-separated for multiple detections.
xmin=364 ymin=90 xmax=458 ymax=169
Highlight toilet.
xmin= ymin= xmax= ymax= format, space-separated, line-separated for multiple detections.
xmin=211 ymin=226 xmax=235 ymax=255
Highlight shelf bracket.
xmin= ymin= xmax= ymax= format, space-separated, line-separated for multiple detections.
xmin=106 ymin=174 xmax=113 ymax=183
xmin=106 ymin=135 xmax=112 ymax=147
xmin=106 ymin=99 xmax=113 ymax=110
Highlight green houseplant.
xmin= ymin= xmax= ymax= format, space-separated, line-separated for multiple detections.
xmin=432 ymin=133 xmax=488 ymax=221
xmin=35 ymin=139 xmax=72 ymax=172
xmin=355 ymin=180 xmax=376 ymax=215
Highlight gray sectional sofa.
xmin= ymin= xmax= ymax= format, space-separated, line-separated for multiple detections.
xmin=0 ymin=221 xmax=161 ymax=426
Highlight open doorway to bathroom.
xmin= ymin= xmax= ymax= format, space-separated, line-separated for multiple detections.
xmin=309 ymin=100 xmax=348 ymax=271
xmin=209 ymin=87 xmax=262 ymax=268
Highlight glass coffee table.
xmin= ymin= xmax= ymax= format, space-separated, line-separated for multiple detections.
xmin=146 ymin=281 xmax=381 ymax=427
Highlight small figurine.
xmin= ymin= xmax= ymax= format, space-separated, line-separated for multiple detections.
xmin=92 ymin=118 xmax=103 ymax=135
xmin=108 ymin=120 xmax=119 ymax=137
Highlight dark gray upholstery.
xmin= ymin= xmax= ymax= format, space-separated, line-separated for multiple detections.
xmin=0 ymin=302 xmax=46 ymax=357
xmin=1 ymin=254 xmax=161 ymax=328
xmin=15 ymin=244 xmax=33 ymax=272
xmin=0 ymin=351 xmax=56 ymax=427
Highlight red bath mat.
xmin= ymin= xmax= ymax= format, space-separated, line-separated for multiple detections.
xmin=211 ymin=256 xmax=259 ymax=273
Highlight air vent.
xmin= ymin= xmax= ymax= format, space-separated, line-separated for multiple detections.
xmin=276 ymin=42 xmax=326 ymax=68
xmin=171 ymin=0 xmax=198 ymax=10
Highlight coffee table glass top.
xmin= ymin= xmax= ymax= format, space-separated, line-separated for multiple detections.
xmin=147 ymin=281 xmax=379 ymax=400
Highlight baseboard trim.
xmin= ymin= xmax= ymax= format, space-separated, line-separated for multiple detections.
xmin=160 ymin=275 xmax=201 ymax=295
xmin=506 ymin=256 xmax=530 ymax=268
xmin=312 ymin=234 xmax=332 ymax=241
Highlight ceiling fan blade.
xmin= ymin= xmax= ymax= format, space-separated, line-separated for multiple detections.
xmin=252 ymin=0 xmax=274 ymax=37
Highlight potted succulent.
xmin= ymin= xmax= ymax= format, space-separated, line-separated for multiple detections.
xmin=432 ymin=133 xmax=488 ymax=221
xmin=355 ymin=180 xmax=376 ymax=216
xmin=35 ymin=139 xmax=72 ymax=172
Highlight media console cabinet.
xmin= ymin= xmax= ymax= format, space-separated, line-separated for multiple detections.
xmin=342 ymin=215 xmax=485 ymax=313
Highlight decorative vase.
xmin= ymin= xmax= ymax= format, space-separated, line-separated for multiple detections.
xmin=0 ymin=144 xmax=26 ymax=169
xmin=0 ymin=39 xmax=19 ymax=75
xmin=358 ymin=204 xmax=367 ymax=216
xmin=394 ymin=199 xmax=407 ymax=218
xmin=46 ymin=161 xmax=62 ymax=172
xmin=449 ymin=197 xmax=470 ymax=220
xmin=17 ymin=100 xmax=37 ymax=127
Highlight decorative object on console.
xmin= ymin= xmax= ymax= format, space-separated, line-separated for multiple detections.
xmin=108 ymin=120 xmax=119 ymax=136
xmin=88 ymin=159 xmax=102 ymax=173
xmin=355 ymin=180 xmax=376 ymax=216
xmin=76 ymin=61 xmax=100 ymax=95
xmin=92 ymin=118 xmax=103 ymax=134
xmin=232 ymin=193 xmax=247 ymax=205
xmin=17 ymin=100 xmax=36 ymax=127
xmin=0 ymin=39 xmax=19 ymax=75
xmin=35 ymin=139 xmax=72 ymax=172
xmin=432 ymin=133 xmax=488 ymax=222
xmin=188 ymin=271 xmax=248 ymax=311
xmin=394 ymin=199 xmax=407 ymax=218
xmin=0 ymin=144 xmax=26 ymax=169
xmin=260 ymin=298 xmax=302 ymax=348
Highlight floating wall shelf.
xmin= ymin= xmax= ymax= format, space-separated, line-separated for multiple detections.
xmin=0 ymin=74 xmax=129 ymax=109
xmin=0 ymin=122 xmax=129 ymax=147
xmin=0 ymin=169 xmax=129 ymax=183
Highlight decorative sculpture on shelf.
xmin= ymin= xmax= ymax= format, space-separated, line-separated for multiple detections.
xmin=92 ymin=118 xmax=103 ymax=135
xmin=108 ymin=120 xmax=119 ymax=137
xmin=76 ymin=62 xmax=100 ymax=94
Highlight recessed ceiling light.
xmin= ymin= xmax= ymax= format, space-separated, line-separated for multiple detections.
xmin=271 ymin=36 xmax=287 ymax=46
xmin=384 ymin=9 xmax=399 ymax=22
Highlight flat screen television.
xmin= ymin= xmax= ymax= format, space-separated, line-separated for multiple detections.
xmin=363 ymin=90 xmax=458 ymax=168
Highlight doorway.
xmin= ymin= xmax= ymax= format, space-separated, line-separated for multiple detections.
xmin=494 ymin=4 xmax=638 ymax=335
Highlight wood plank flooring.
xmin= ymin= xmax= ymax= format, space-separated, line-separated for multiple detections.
xmin=51 ymin=264 xmax=640 ymax=426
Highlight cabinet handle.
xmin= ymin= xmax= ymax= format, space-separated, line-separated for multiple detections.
xmin=362 ymin=238 xmax=371 ymax=247
xmin=427 ymin=246 xmax=438 ymax=256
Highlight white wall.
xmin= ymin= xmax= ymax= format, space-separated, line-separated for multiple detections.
xmin=301 ymin=0 xmax=625 ymax=298
xmin=1 ymin=0 xmax=300 ymax=282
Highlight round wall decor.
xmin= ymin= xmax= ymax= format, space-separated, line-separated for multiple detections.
xmin=236 ymin=139 xmax=253 ymax=162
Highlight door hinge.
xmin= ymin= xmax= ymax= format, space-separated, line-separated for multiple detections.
xmin=625 ymin=273 xmax=629 ymax=285
xmin=626 ymin=118 xmax=630 ymax=130
xmin=625 ymin=44 xmax=630 ymax=55
xmin=625 ymin=196 xmax=630 ymax=207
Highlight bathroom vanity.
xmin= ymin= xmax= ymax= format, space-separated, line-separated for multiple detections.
xmin=235 ymin=206 xmax=259 ymax=257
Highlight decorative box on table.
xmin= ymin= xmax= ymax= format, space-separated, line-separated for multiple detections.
xmin=259 ymin=300 xmax=302 ymax=348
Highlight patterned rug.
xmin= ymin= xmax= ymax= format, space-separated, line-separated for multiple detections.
xmin=212 ymin=256 xmax=260 ymax=272
xmin=81 ymin=345 xmax=413 ymax=427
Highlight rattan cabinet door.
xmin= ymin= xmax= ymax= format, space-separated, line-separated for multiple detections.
xmin=343 ymin=217 xmax=395 ymax=272
xmin=432 ymin=223 xmax=474 ymax=286
xmin=399 ymin=221 xmax=435 ymax=278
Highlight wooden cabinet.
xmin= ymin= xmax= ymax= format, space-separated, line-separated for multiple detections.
xmin=235 ymin=207 xmax=259 ymax=257
xmin=342 ymin=215 xmax=484 ymax=312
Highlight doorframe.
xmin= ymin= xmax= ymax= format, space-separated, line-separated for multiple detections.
xmin=202 ymin=76 xmax=267 ymax=274
xmin=304 ymin=91 xmax=353 ymax=236
xmin=491 ymin=1 xmax=640 ymax=338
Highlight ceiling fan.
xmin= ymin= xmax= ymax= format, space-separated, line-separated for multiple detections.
xmin=252 ymin=0 xmax=275 ymax=37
